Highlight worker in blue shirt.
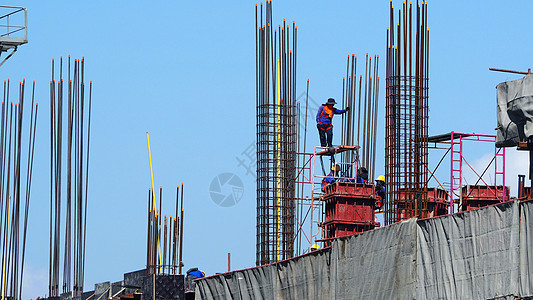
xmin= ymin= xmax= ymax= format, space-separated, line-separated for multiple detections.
xmin=375 ymin=175 xmax=385 ymax=209
xmin=186 ymin=268 xmax=205 ymax=279
xmin=316 ymin=98 xmax=349 ymax=147
xmin=356 ymin=167 xmax=369 ymax=184
xmin=322 ymin=165 xmax=340 ymax=191
xmin=185 ymin=267 xmax=206 ymax=293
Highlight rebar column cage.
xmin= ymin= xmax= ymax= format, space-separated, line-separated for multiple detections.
xmin=256 ymin=102 xmax=297 ymax=265
xmin=427 ymin=132 xmax=506 ymax=213
xmin=255 ymin=1 xmax=298 ymax=266
xmin=385 ymin=75 xmax=429 ymax=225
xmin=385 ymin=1 xmax=430 ymax=225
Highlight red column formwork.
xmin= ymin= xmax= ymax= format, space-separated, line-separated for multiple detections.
xmin=320 ymin=182 xmax=379 ymax=245
xmin=396 ymin=188 xmax=449 ymax=221
xmin=461 ymin=185 xmax=510 ymax=211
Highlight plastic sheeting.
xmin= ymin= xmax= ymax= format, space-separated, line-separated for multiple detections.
xmin=330 ymin=219 xmax=417 ymax=299
xmin=196 ymin=201 xmax=533 ymax=299
xmin=195 ymin=250 xmax=330 ymax=299
xmin=417 ymin=201 xmax=519 ymax=299
xmin=496 ymin=74 xmax=533 ymax=147
xmin=519 ymin=200 xmax=533 ymax=295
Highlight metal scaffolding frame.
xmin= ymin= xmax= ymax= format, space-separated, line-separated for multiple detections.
xmin=293 ymin=146 xmax=360 ymax=252
xmin=0 ymin=6 xmax=27 ymax=68
xmin=427 ymin=132 xmax=506 ymax=213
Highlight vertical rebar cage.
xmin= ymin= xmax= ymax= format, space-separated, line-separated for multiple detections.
xmin=255 ymin=1 xmax=298 ymax=265
xmin=385 ymin=1 xmax=429 ymax=225
xmin=385 ymin=76 xmax=428 ymax=224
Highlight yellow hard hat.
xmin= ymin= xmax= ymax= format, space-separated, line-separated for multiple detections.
xmin=376 ymin=175 xmax=385 ymax=182
xmin=331 ymin=165 xmax=340 ymax=172
xmin=311 ymin=244 xmax=320 ymax=250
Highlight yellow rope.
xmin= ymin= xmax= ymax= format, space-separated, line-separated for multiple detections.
xmin=146 ymin=132 xmax=162 ymax=272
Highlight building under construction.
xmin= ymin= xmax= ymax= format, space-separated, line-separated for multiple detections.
xmin=1 ymin=1 xmax=532 ymax=300
xmin=195 ymin=1 xmax=533 ymax=299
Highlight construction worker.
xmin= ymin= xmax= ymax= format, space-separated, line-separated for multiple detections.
xmin=185 ymin=267 xmax=206 ymax=294
xmin=322 ymin=164 xmax=340 ymax=191
xmin=311 ymin=244 xmax=320 ymax=251
xmin=375 ymin=175 xmax=385 ymax=209
xmin=316 ymin=98 xmax=349 ymax=148
xmin=356 ymin=167 xmax=369 ymax=184
xmin=186 ymin=267 xmax=205 ymax=279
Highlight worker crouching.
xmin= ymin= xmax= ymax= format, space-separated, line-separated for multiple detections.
xmin=185 ymin=267 xmax=205 ymax=294
xmin=322 ymin=164 xmax=340 ymax=192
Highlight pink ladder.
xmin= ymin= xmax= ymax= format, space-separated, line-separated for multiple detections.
xmin=494 ymin=146 xmax=506 ymax=202
xmin=449 ymin=132 xmax=463 ymax=213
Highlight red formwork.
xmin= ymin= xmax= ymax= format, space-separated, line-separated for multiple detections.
xmin=319 ymin=182 xmax=379 ymax=244
xmin=426 ymin=188 xmax=449 ymax=218
xmin=461 ymin=185 xmax=510 ymax=211
xmin=322 ymin=222 xmax=376 ymax=240
xmin=523 ymin=187 xmax=532 ymax=200
xmin=396 ymin=188 xmax=449 ymax=220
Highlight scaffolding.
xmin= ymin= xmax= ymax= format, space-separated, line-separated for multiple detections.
xmin=427 ymin=132 xmax=507 ymax=213
xmin=294 ymin=146 xmax=360 ymax=251
xmin=0 ymin=6 xmax=27 ymax=67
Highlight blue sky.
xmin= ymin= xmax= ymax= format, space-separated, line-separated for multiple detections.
xmin=0 ymin=1 xmax=531 ymax=298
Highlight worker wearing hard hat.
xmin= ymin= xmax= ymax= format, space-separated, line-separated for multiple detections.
xmin=311 ymin=244 xmax=320 ymax=252
xmin=316 ymin=98 xmax=349 ymax=148
xmin=321 ymin=164 xmax=340 ymax=191
xmin=375 ymin=175 xmax=385 ymax=209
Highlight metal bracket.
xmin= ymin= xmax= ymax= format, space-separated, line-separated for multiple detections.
xmin=0 ymin=46 xmax=16 ymax=68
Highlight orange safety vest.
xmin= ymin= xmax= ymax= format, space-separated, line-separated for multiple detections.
xmin=318 ymin=105 xmax=334 ymax=131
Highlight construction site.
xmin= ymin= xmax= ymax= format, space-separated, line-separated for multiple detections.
xmin=0 ymin=1 xmax=532 ymax=299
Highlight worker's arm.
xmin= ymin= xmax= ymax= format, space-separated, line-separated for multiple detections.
xmin=334 ymin=107 xmax=349 ymax=114
xmin=316 ymin=106 xmax=323 ymax=123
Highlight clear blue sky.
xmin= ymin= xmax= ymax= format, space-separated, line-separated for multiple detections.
xmin=1 ymin=1 xmax=531 ymax=298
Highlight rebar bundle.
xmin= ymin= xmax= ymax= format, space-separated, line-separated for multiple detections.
xmin=340 ymin=54 xmax=380 ymax=180
xmin=385 ymin=1 xmax=429 ymax=225
xmin=49 ymin=56 xmax=92 ymax=297
xmin=145 ymin=133 xmax=184 ymax=276
xmin=255 ymin=1 xmax=298 ymax=265
xmin=0 ymin=79 xmax=38 ymax=300
xmin=146 ymin=184 xmax=183 ymax=276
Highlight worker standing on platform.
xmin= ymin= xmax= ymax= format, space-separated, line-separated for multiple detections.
xmin=316 ymin=98 xmax=349 ymax=148
xmin=375 ymin=175 xmax=386 ymax=209
xmin=322 ymin=164 xmax=341 ymax=191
